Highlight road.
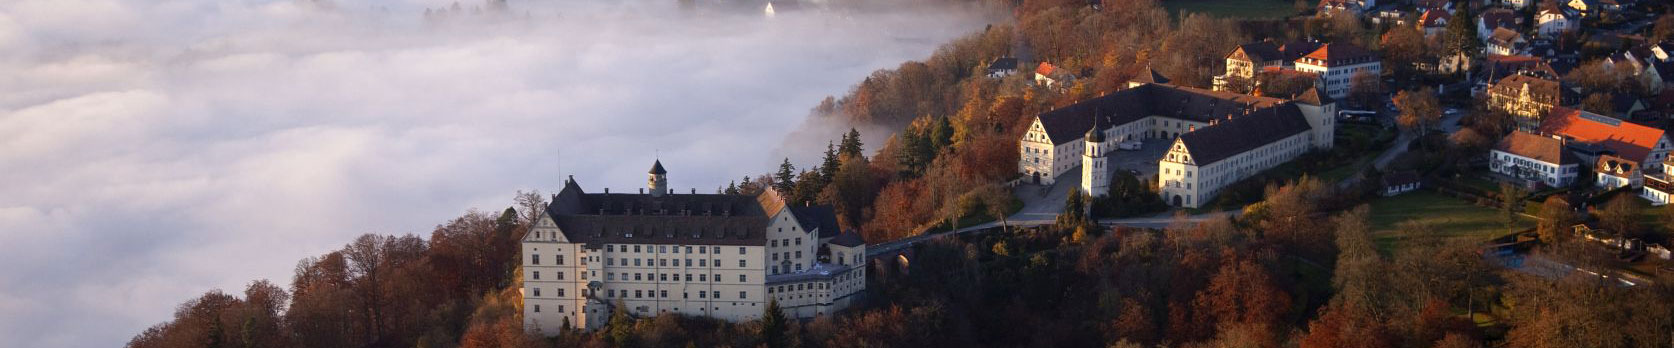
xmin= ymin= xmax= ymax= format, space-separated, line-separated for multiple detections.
xmin=1339 ymin=109 xmax=1463 ymax=189
xmin=866 ymin=201 xmax=1239 ymax=257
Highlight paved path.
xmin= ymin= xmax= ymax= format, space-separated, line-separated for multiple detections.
xmin=866 ymin=208 xmax=1239 ymax=257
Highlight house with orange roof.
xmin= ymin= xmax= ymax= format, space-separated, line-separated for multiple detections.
xmin=1035 ymin=62 xmax=1071 ymax=88
xmin=1293 ymin=43 xmax=1381 ymax=99
xmin=1418 ymin=9 xmax=1452 ymax=38
xmin=1539 ymin=107 xmax=1673 ymax=190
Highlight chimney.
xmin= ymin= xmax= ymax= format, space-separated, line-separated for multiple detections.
xmin=639 ymin=188 xmax=644 ymax=194
xmin=691 ymin=188 xmax=697 ymax=194
xmin=604 ymin=188 xmax=610 ymax=194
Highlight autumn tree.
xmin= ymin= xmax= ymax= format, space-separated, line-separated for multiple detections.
xmin=1537 ymin=196 xmax=1576 ymax=245
xmin=1348 ymin=71 xmax=1384 ymax=109
xmin=1379 ymin=24 xmax=1429 ymax=78
xmin=1395 ymin=87 xmax=1442 ymax=139
xmin=1597 ymin=194 xmax=1641 ymax=241
xmin=1499 ymin=183 xmax=1527 ymax=232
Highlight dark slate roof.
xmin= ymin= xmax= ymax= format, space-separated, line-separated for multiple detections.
xmin=1233 ymin=41 xmax=1283 ymax=62
xmin=546 ymin=179 xmax=768 ymax=247
xmin=829 ymin=230 xmax=865 ymax=247
xmin=1176 ymin=103 xmax=1313 ymax=166
xmin=1480 ymin=8 xmax=1520 ymax=31
xmin=988 ymin=57 xmax=1018 ymax=71
xmin=789 ymin=205 xmax=842 ymax=239
xmin=1131 ymin=66 xmax=1170 ymax=85
xmin=1382 ymin=170 xmax=1420 ymax=187
xmin=649 ymin=160 xmax=667 ymax=174
xmin=1034 ymin=83 xmax=1288 ymax=145
xmin=1294 ymin=86 xmax=1334 ymax=106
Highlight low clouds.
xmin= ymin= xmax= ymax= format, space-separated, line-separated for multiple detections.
xmin=0 ymin=0 xmax=988 ymax=345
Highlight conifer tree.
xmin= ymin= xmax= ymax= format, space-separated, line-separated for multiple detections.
xmin=820 ymin=141 xmax=841 ymax=184
xmin=774 ymin=159 xmax=796 ymax=194
xmin=839 ymin=128 xmax=864 ymax=158
xmin=760 ymin=300 xmax=788 ymax=348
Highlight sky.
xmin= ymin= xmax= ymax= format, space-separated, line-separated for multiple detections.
xmin=0 ymin=0 xmax=989 ymax=345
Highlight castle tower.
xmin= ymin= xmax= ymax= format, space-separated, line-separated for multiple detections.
xmin=1082 ymin=118 xmax=1110 ymax=198
xmin=648 ymin=160 xmax=668 ymax=197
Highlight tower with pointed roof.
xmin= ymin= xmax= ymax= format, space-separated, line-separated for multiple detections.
xmin=648 ymin=160 xmax=668 ymax=197
xmin=1082 ymin=117 xmax=1110 ymax=197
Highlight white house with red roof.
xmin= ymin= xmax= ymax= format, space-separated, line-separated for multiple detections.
xmin=1293 ymin=43 xmax=1382 ymax=99
xmin=1538 ymin=107 xmax=1672 ymax=192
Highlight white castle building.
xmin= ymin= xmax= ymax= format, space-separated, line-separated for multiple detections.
xmin=1019 ymin=71 xmax=1337 ymax=208
xmin=521 ymin=161 xmax=867 ymax=333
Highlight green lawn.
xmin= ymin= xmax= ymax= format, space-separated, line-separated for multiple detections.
xmin=1367 ymin=191 xmax=1534 ymax=252
xmin=1161 ymin=0 xmax=1299 ymax=19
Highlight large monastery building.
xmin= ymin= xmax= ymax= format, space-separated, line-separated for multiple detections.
xmin=1019 ymin=73 xmax=1337 ymax=208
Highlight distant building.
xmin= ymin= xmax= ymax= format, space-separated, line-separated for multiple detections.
xmin=1292 ymin=43 xmax=1381 ymax=99
xmin=1414 ymin=0 xmax=1452 ymax=12
xmin=1317 ymin=0 xmax=1375 ymax=15
xmin=1536 ymin=7 xmax=1576 ymax=38
xmin=1491 ymin=131 xmax=1580 ymax=188
xmin=1035 ymin=62 xmax=1071 ymax=88
xmin=1418 ymin=9 xmax=1453 ymax=38
xmin=1477 ymin=9 xmax=1522 ymax=41
xmin=987 ymin=57 xmax=1019 ymax=78
xmin=1641 ymin=157 xmax=1674 ymax=205
xmin=1217 ymin=39 xmax=1320 ymax=91
xmin=521 ymin=162 xmax=865 ymax=334
xmin=1018 ymin=75 xmax=1337 ymax=208
xmin=1486 ymin=74 xmax=1579 ymax=131
xmin=1596 ymin=154 xmax=1642 ymax=189
xmin=1382 ymin=170 xmax=1422 ymax=196
xmin=1539 ymin=107 xmax=1672 ymax=177
xmin=1486 ymin=28 xmax=1530 ymax=56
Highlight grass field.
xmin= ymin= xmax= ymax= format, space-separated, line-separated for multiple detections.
xmin=1161 ymin=0 xmax=1299 ymax=19
xmin=1367 ymin=190 xmax=1534 ymax=252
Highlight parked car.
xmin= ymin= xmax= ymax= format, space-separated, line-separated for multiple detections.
xmin=1117 ymin=140 xmax=1142 ymax=151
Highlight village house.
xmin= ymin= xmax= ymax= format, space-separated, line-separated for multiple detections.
xmin=1539 ymin=107 xmax=1672 ymax=185
xmin=1419 ymin=9 xmax=1453 ymax=38
xmin=1215 ymin=39 xmax=1320 ymax=92
xmin=1382 ymin=170 xmax=1422 ymax=196
xmin=1487 ymin=74 xmax=1579 ymax=131
xmin=1536 ymin=7 xmax=1576 ymax=38
xmin=987 ymin=57 xmax=1019 ymax=78
xmin=1477 ymin=8 xmax=1522 ymax=41
xmin=1490 ymin=131 xmax=1581 ymax=188
xmin=1292 ymin=43 xmax=1382 ymax=99
xmin=1487 ymin=28 xmax=1531 ymax=56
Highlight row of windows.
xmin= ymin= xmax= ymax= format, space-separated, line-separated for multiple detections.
xmin=531 ymin=271 xmax=564 ymax=280
xmin=605 ymin=244 xmax=743 ymax=255
xmin=604 ymin=272 xmax=746 ymax=283
xmin=529 ymin=253 xmax=565 ymax=265
xmin=769 ymin=237 xmax=803 ymax=247
xmin=606 ymin=257 xmax=742 ymax=268
xmin=602 ymin=289 xmax=747 ymax=300
xmin=530 ymin=287 xmax=566 ymax=297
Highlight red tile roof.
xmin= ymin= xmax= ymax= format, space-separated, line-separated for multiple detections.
xmin=1297 ymin=43 xmax=1378 ymax=67
xmin=1036 ymin=62 xmax=1057 ymax=76
xmin=1539 ymin=107 xmax=1667 ymax=163
xmin=1495 ymin=131 xmax=1575 ymax=165
xmin=1420 ymin=9 xmax=1452 ymax=27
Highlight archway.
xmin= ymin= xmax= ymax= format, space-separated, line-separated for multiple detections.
xmin=1172 ymin=194 xmax=1182 ymax=206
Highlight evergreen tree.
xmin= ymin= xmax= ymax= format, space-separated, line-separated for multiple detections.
xmin=819 ymin=141 xmax=840 ymax=184
xmin=896 ymin=129 xmax=934 ymax=178
xmin=1057 ymin=188 xmax=1088 ymax=230
xmin=774 ymin=159 xmax=796 ymax=194
xmin=930 ymin=115 xmax=954 ymax=150
xmin=1443 ymin=5 xmax=1482 ymax=60
xmin=725 ymin=180 xmax=740 ymax=195
xmin=760 ymin=300 xmax=789 ymax=348
xmin=839 ymin=128 xmax=864 ymax=158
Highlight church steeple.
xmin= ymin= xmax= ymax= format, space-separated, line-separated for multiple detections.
xmin=648 ymin=160 xmax=668 ymax=197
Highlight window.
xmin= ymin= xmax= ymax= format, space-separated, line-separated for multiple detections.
xmin=712 ymin=291 xmax=720 ymax=299
xmin=558 ymin=288 xmax=566 ymax=297
xmin=532 ymin=254 xmax=540 ymax=265
xmin=699 ymin=292 xmax=706 ymax=298
xmin=659 ymin=246 xmax=667 ymax=253
xmin=773 ymin=253 xmax=781 ymax=261
xmin=556 ymin=256 xmax=564 ymax=265
xmin=700 ymin=274 xmax=708 ymax=282
xmin=739 ymin=260 xmax=747 ymax=267
xmin=685 ymin=259 xmax=692 ymax=267
xmin=606 ymin=258 xmax=615 ymax=266
xmin=660 ymin=273 xmax=668 ymax=281
xmin=795 ymin=238 xmax=802 ymax=245
xmin=534 ymin=288 xmax=541 ymax=297
xmin=635 ymin=290 xmax=643 ymax=298
xmin=659 ymin=259 xmax=667 ymax=267
xmin=685 ymin=274 xmax=693 ymax=282
xmin=608 ymin=273 xmax=616 ymax=280
xmin=661 ymin=290 xmax=668 ymax=298
xmin=608 ymin=289 xmax=615 ymax=297
xmin=534 ymin=305 xmax=541 ymax=312
xmin=685 ymin=246 xmax=692 ymax=253
xmin=607 ymin=245 xmax=614 ymax=252
xmin=740 ymin=291 xmax=747 ymax=299
xmin=557 ymin=272 xmax=564 ymax=280
xmin=699 ymin=247 xmax=706 ymax=254
xmin=739 ymin=247 xmax=746 ymax=255
xmin=700 ymin=259 xmax=707 ymax=267
xmin=533 ymin=271 xmax=540 ymax=280
xmin=634 ymin=259 xmax=641 ymax=266
xmin=635 ymin=273 xmax=642 ymax=281
xmin=795 ymin=251 xmax=802 ymax=258
xmin=712 ymin=246 xmax=720 ymax=254
xmin=634 ymin=245 xmax=641 ymax=253
xmin=739 ymin=274 xmax=747 ymax=282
